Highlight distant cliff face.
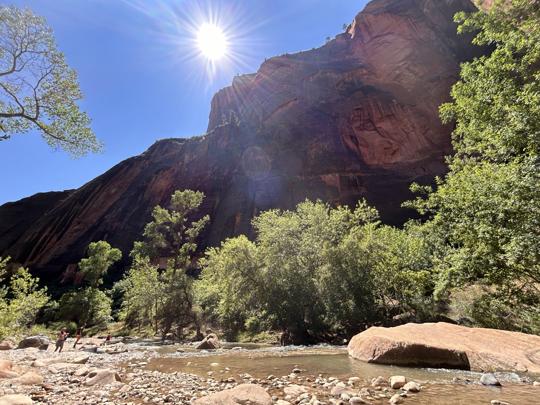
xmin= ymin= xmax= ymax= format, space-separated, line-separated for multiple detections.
xmin=0 ymin=0 xmax=481 ymax=283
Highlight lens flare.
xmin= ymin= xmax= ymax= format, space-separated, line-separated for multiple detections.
xmin=197 ymin=23 xmax=228 ymax=61
xmin=120 ymin=0 xmax=264 ymax=85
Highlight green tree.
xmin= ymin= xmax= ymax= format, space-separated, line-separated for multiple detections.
xmin=0 ymin=257 xmax=49 ymax=338
xmin=196 ymin=235 xmax=261 ymax=339
xmin=117 ymin=254 xmax=163 ymax=333
xmin=196 ymin=200 xmax=428 ymax=343
xmin=409 ymin=0 xmax=540 ymax=332
xmin=0 ymin=6 xmax=100 ymax=155
xmin=120 ymin=190 xmax=209 ymax=339
xmin=57 ymin=241 xmax=121 ymax=327
xmin=253 ymin=200 xmax=378 ymax=342
xmin=57 ymin=288 xmax=112 ymax=328
xmin=79 ymin=241 xmax=122 ymax=288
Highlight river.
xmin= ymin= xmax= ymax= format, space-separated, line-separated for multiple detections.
xmin=133 ymin=342 xmax=540 ymax=404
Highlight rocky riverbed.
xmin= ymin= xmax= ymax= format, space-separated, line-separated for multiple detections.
xmin=0 ymin=337 xmax=539 ymax=405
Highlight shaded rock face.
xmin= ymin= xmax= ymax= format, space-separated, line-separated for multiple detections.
xmin=0 ymin=0 xmax=481 ymax=283
xmin=347 ymin=322 xmax=540 ymax=373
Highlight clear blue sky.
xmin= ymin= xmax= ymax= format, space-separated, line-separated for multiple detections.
xmin=0 ymin=0 xmax=367 ymax=205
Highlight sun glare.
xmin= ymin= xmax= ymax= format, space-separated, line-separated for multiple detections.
xmin=197 ymin=23 xmax=228 ymax=61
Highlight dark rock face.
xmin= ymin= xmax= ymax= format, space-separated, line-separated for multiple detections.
xmin=0 ymin=191 xmax=73 ymax=256
xmin=0 ymin=0 xmax=480 ymax=283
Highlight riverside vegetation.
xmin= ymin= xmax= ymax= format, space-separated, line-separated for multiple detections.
xmin=0 ymin=0 xmax=539 ymax=344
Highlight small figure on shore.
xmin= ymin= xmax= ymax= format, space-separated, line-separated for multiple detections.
xmin=280 ymin=328 xmax=290 ymax=346
xmin=54 ymin=328 xmax=68 ymax=353
xmin=105 ymin=332 xmax=112 ymax=345
xmin=73 ymin=327 xmax=83 ymax=348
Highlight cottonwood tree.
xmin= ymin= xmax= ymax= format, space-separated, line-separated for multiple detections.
xmin=0 ymin=6 xmax=100 ymax=155
xmin=58 ymin=241 xmax=121 ymax=327
xmin=120 ymin=190 xmax=209 ymax=339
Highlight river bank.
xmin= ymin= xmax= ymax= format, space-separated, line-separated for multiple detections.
xmin=0 ymin=337 xmax=539 ymax=404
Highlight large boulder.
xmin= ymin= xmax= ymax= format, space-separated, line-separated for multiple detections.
xmin=0 ymin=395 xmax=33 ymax=405
xmin=348 ymin=322 xmax=540 ymax=373
xmin=17 ymin=336 xmax=49 ymax=350
xmin=0 ymin=340 xmax=15 ymax=351
xmin=32 ymin=354 xmax=88 ymax=368
xmin=0 ymin=360 xmax=19 ymax=379
xmin=196 ymin=333 xmax=221 ymax=350
xmin=13 ymin=371 xmax=43 ymax=385
xmin=193 ymin=384 xmax=272 ymax=405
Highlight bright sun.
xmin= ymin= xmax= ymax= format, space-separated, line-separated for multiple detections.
xmin=197 ymin=23 xmax=228 ymax=61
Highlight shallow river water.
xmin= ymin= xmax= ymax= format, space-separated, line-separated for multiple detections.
xmin=140 ymin=344 xmax=539 ymax=404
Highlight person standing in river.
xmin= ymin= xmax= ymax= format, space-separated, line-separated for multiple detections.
xmin=54 ymin=328 xmax=68 ymax=353
xmin=73 ymin=327 xmax=83 ymax=348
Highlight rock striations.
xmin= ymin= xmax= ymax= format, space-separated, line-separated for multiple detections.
xmin=0 ymin=0 xmax=481 ymax=282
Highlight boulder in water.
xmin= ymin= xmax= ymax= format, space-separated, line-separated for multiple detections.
xmin=389 ymin=375 xmax=407 ymax=389
xmin=348 ymin=322 xmax=540 ymax=373
xmin=403 ymin=381 xmax=421 ymax=392
xmin=196 ymin=333 xmax=221 ymax=350
xmin=480 ymin=373 xmax=501 ymax=386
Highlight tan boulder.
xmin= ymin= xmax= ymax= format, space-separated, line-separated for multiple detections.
xmin=389 ymin=393 xmax=403 ymax=404
xmin=193 ymin=384 xmax=272 ymax=405
xmin=389 ymin=376 xmax=406 ymax=389
xmin=196 ymin=333 xmax=221 ymax=350
xmin=0 ymin=340 xmax=15 ymax=351
xmin=0 ymin=360 xmax=18 ymax=379
xmin=32 ymin=354 xmax=88 ymax=368
xmin=47 ymin=363 xmax=80 ymax=374
xmin=13 ymin=372 xmax=43 ymax=385
xmin=0 ymin=394 xmax=33 ymax=405
xmin=84 ymin=369 xmax=122 ymax=386
xmin=348 ymin=322 xmax=540 ymax=373
xmin=284 ymin=384 xmax=308 ymax=397
xmin=74 ymin=365 xmax=94 ymax=377
xmin=402 ymin=381 xmax=421 ymax=392
xmin=0 ymin=360 xmax=13 ymax=371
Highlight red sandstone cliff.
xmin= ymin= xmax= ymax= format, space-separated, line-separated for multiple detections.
xmin=0 ymin=0 xmax=482 ymax=282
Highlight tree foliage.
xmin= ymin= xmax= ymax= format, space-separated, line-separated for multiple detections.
xmin=0 ymin=6 xmax=101 ymax=155
xmin=79 ymin=241 xmax=122 ymax=288
xmin=409 ymin=0 xmax=540 ymax=332
xmin=57 ymin=241 xmax=121 ymax=327
xmin=196 ymin=201 xmax=435 ymax=343
xmin=0 ymin=257 xmax=49 ymax=338
xmin=118 ymin=190 xmax=209 ymax=338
